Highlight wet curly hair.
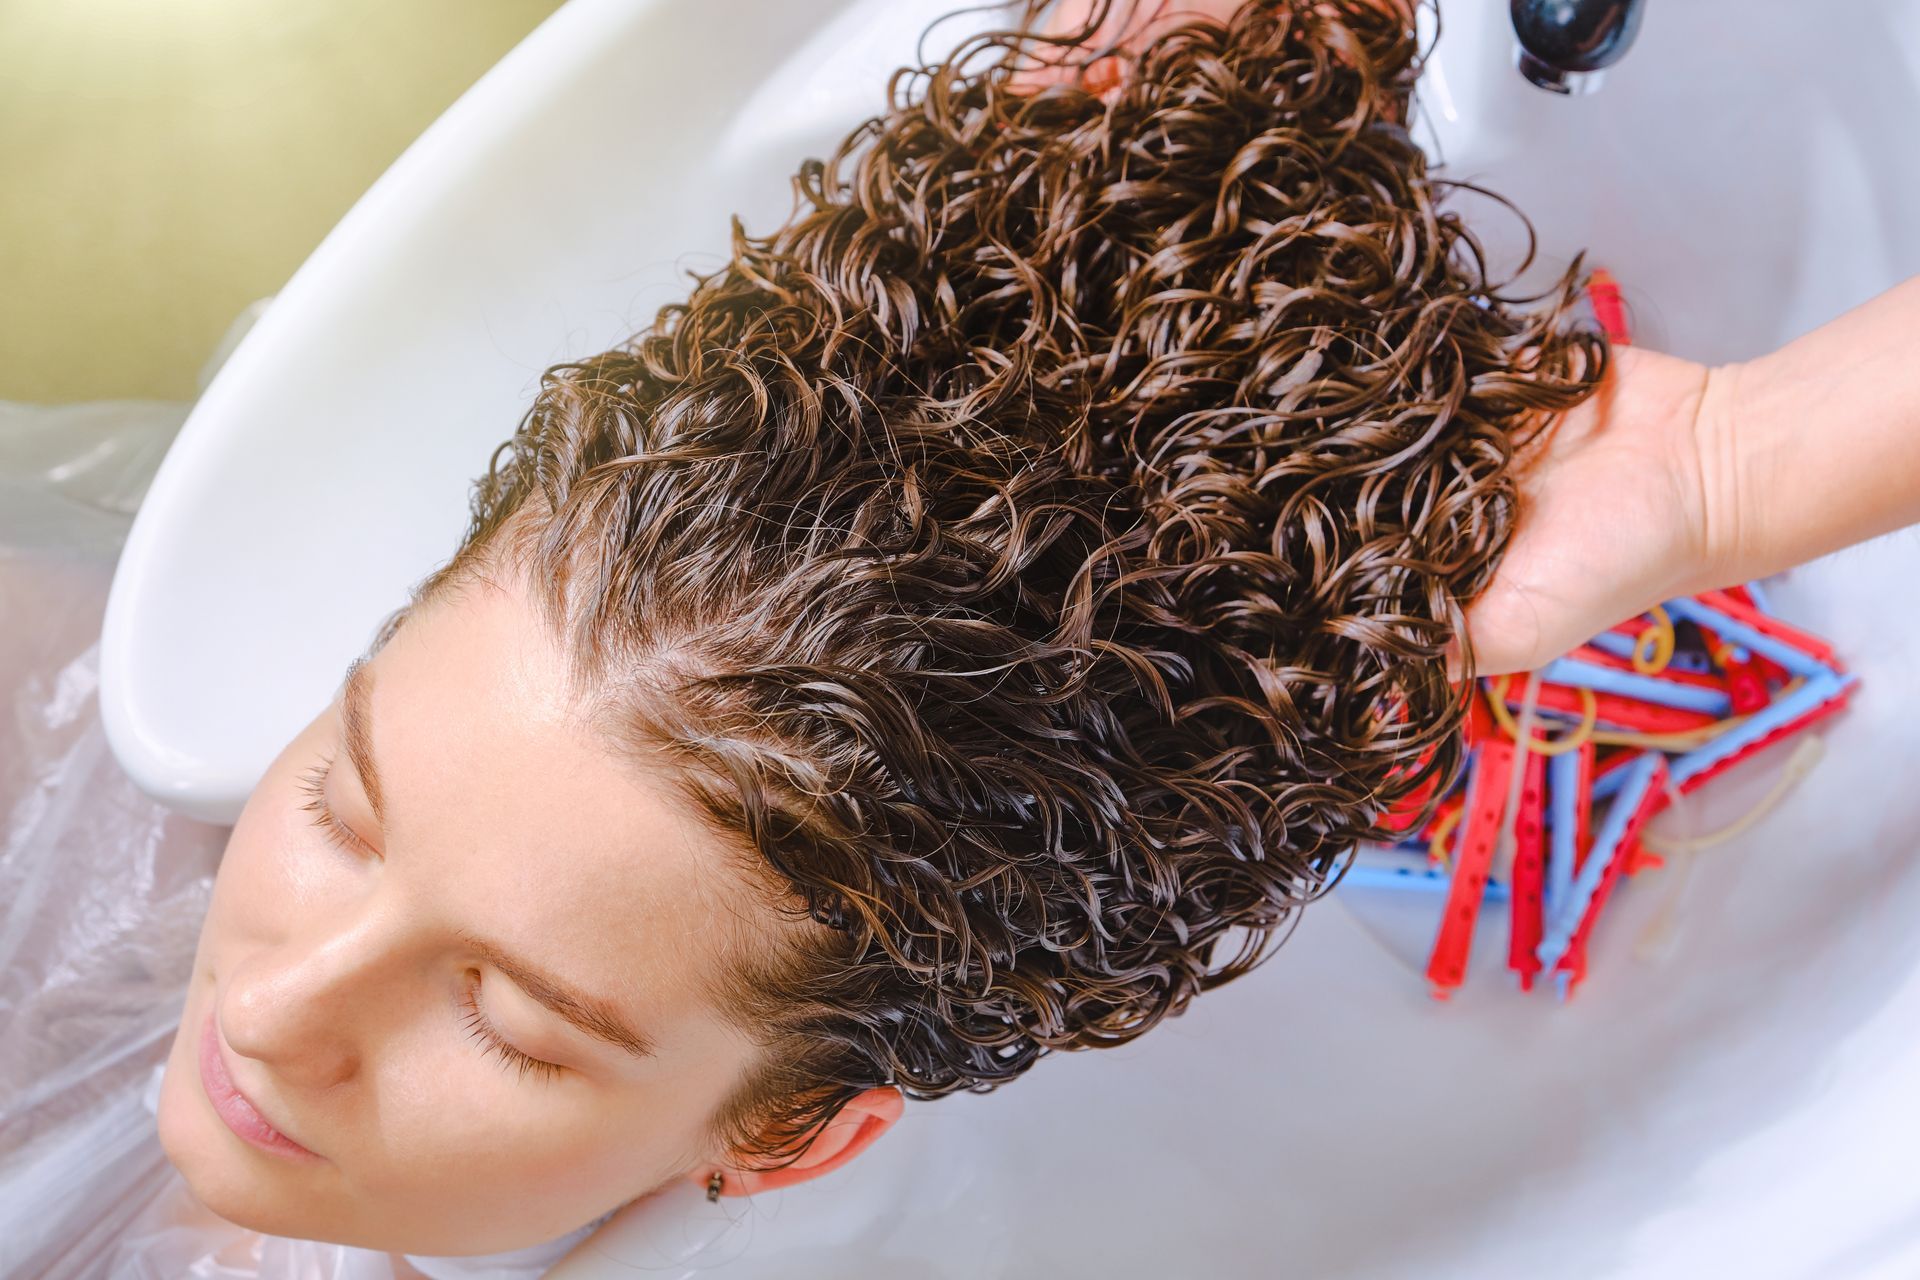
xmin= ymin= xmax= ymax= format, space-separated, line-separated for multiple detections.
xmin=386 ymin=0 xmax=1608 ymax=1173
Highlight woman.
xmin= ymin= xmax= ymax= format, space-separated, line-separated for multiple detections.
xmin=146 ymin=0 xmax=1920 ymax=1265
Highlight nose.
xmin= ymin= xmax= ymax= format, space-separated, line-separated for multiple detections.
xmin=218 ymin=895 xmax=421 ymax=1089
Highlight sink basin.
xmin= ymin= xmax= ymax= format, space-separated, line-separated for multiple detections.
xmin=99 ymin=0 xmax=1920 ymax=1275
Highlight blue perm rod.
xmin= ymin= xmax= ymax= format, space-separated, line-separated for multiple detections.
xmin=1537 ymin=657 xmax=1733 ymax=717
xmin=1545 ymin=749 xmax=1582 ymax=925
xmin=1535 ymin=751 xmax=1663 ymax=972
xmin=1661 ymin=597 xmax=1835 ymax=681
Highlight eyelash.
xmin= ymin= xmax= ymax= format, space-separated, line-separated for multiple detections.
xmin=296 ymin=754 xmax=374 ymax=857
xmin=460 ymin=974 xmax=566 ymax=1085
xmin=294 ymin=753 xmax=567 ymax=1086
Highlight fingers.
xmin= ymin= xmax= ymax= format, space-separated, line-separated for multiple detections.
xmin=1005 ymin=0 xmax=1230 ymax=98
xmin=1455 ymin=619 xmax=1530 ymax=683
xmin=1458 ymin=583 xmax=1563 ymax=681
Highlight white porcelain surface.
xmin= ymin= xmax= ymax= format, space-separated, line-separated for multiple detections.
xmin=99 ymin=0 xmax=1920 ymax=1275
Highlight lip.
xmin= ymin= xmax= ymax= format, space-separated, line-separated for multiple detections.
xmin=198 ymin=1008 xmax=325 ymax=1163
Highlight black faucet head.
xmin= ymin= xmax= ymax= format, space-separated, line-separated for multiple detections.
xmin=1510 ymin=0 xmax=1648 ymax=94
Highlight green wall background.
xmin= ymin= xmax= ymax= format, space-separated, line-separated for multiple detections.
xmin=0 ymin=0 xmax=566 ymax=404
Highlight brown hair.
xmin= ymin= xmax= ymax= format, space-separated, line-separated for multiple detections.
xmin=384 ymin=0 xmax=1607 ymax=1173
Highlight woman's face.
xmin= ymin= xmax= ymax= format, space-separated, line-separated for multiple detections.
xmin=154 ymin=569 xmax=770 ymax=1255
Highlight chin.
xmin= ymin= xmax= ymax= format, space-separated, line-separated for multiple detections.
xmin=156 ymin=1107 xmax=289 ymax=1236
xmin=154 ymin=1047 xmax=331 ymax=1245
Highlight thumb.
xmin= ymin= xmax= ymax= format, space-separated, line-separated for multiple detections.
xmin=1451 ymin=589 xmax=1548 ymax=682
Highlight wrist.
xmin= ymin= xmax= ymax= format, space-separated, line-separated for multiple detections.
xmin=1672 ymin=357 xmax=1758 ymax=598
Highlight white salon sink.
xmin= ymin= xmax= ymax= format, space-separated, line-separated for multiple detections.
xmin=99 ymin=1 xmax=1920 ymax=1276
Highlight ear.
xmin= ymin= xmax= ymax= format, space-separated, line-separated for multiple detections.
xmin=685 ymin=1086 xmax=904 ymax=1197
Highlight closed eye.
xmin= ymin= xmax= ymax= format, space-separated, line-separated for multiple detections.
xmin=459 ymin=974 xmax=567 ymax=1085
xmin=294 ymin=752 xmax=565 ymax=1086
xmin=296 ymin=754 xmax=375 ymax=856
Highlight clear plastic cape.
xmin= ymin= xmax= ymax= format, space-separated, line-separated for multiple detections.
xmin=0 ymin=302 xmax=610 ymax=1279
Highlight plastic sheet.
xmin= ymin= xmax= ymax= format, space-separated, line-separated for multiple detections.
xmin=0 ymin=302 xmax=605 ymax=1278
xmin=0 ymin=347 xmax=229 ymax=1279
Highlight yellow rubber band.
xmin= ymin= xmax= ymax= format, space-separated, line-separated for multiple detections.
xmin=1584 ymin=676 xmax=1808 ymax=751
xmin=1638 ymin=735 xmax=1826 ymax=856
xmin=1488 ymin=673 xmax=1599 ymax=756
xmin=1631 ymin=604 xmax=1675 ymax=674
xmin=1426 ymin=804 xmax=1464 ymax=872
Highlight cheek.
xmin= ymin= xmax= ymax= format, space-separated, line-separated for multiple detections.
xmin=205 ymin=737 xmax=344 ymax=936
xmin=477 ymin=1074 xmax=719 ymax=1209
xmin=201 ymin=797 xmax=299 ymax=942
xmin=344 ymin=1070 xmax=649 ymax=1245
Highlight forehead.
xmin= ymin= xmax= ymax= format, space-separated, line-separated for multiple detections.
xmin=364 ymin=571 xmax=752 ymax=1023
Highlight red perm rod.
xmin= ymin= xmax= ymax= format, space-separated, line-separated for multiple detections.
xmin=1693 ymin=589 xmax=1847 ymax=673
xmin=1507 ymin=741 xmax=1550 ymax=990
xmin=1426 ymin=736 xmax=1518 ymax=1000
xmin=1586 ymin=266 xmax=1632 ymax=343
xmin=1673 ymin=675 xmax=1860 ymax=797
xmin=1377 ymin=745 xmax=1443 ymax=836
xmin=1464 ymin=680 xmax=1498 ymax=748
xmin=1566 ymin=736 xmax=1597 ymax=875
xmin=1512 ymin=680 xmax=1720 ymax=735
xmin=1565 ymin=642 xmax=1729 ymax=694
xmin=1709 ymin=589 xmax=1795 ymax=683
xmin=1622 ymin=827 xmax=1666 ymax=877
xmin=1696 ymin=620 xmax=1774 ymax=714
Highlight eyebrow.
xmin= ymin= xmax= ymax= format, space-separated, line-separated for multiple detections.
xmin=337 ymin=656 xmax=660 ymax=1062
xmin=458 ymin=929 xmax=661 ymax=1061
xmin=342 ymin=657 xmax=387 ymax=830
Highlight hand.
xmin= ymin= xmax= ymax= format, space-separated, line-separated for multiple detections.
xmin=1002 ymin=4 xmax=1725 ymax=681
xmin=1007 ymin=0 xmax=1416 ymax=100
xmin=1451 ymin=344 xmax=1726 ymax=679
xmin=1006 ymin=1 xmax=1234 ymax=99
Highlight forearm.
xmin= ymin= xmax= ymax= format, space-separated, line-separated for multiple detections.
xmin=1687 ymin=274 xmax=1920 ymax=593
